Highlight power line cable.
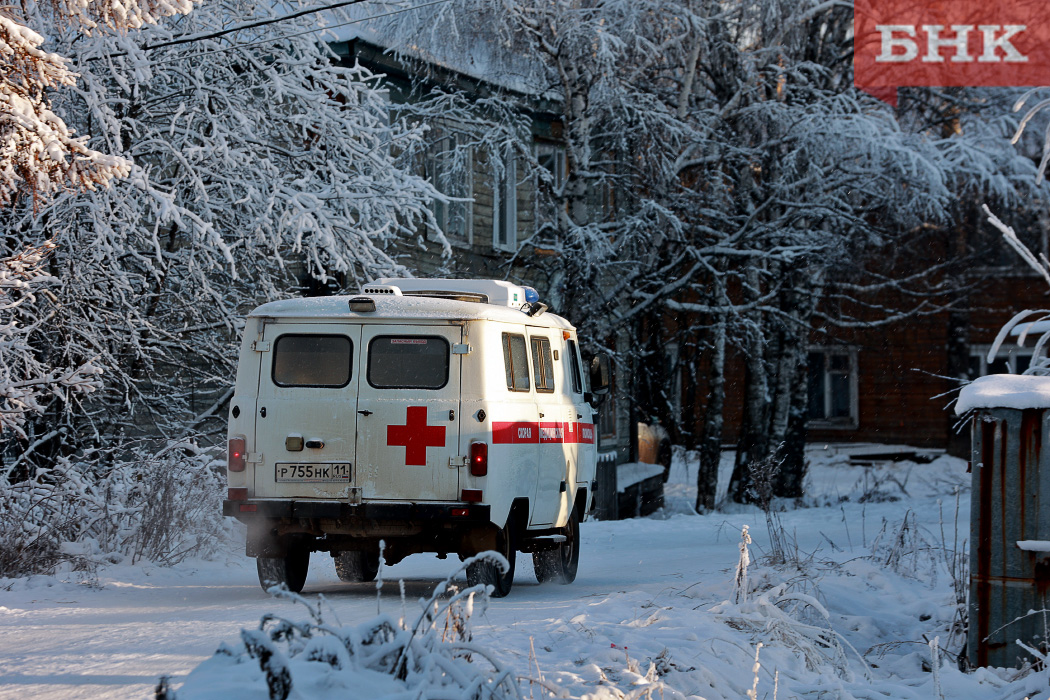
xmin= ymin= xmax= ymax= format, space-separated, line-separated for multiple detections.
xmin=92 ymin=0 xmax=448 ymax=61
xmin=141 ymin=0 xmax=374 ymax=52
xmin=141 ymin=0 xmax=452 ymax=68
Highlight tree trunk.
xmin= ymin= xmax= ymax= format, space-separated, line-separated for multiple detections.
xmin=767 ymin=271 xmax=800 ymax=451
xmin=775 ymin=269 xmax=823 ymax=496
xmin=696 ymin=274 xmax=727 ymax=512
xmin=730 ymin=265 xmax=769 ymax=502
xmin=776 ymin=348 xmax=810 ymax=498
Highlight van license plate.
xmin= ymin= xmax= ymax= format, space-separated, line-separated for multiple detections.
xmin=275 ymin=463 xmax=352 ymax=483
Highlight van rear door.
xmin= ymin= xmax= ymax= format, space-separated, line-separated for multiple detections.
xmin=355 ymin=325 xmax=462 ymax=501
xmin=253 ymin=323 xmax=362 ymax=499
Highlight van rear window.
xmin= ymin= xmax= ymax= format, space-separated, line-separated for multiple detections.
xmin=272 ymin=335 xmax=353 ymax=387
xmin=368 ymin=336 xmax=450 ymax=389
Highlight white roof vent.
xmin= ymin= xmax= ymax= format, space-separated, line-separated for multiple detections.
xmin=361 ymin=284 xmax=403 ymax=296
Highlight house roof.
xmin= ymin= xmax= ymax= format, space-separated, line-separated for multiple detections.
xmin=323 ymin=2 xmax=558 ymax=103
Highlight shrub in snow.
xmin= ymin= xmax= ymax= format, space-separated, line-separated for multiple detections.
xmin=712 ymin=582 xmax=866 ymax=680
xmin=0 ymin=438 xmax=225 ymax=578
xmin=161 ymin=555 xmax=527 ymax=700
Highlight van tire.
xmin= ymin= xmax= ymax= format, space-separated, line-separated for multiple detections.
xmin=257 ymin=549 xmax=309 ymax=593
xmin=466 ymin=524 xmax=516 ymax=598
xmin=334 ymin=550 xmax=380 ymax=583
xmin=532 ymin=506 xmax=580 ymax=584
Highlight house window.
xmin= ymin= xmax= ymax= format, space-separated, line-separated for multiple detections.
xmin=425 ymin=132 xmax=472 ymax=244
xmin=969 ymin=345 xmax=1035 ymax=377
xmin=535 ymin=142 xmax=566 ymax=231
xmin=493 ymin=150 xmax=517 ymax=251
xmin=807 ymin=348 xmax=858 ymax=427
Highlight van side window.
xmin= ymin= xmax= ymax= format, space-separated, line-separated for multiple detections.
xmin=567 ymin=339 xmax=583 ymax=394
xmin=503 ymin=333 xmax=530 ymax=391
xmin=531 ymin=337 xmax=555 ymax=393
xmin=368 ymin=336 xmax=450 ymax=389
xmin=273 ymin=334 xmax=353 ymax=388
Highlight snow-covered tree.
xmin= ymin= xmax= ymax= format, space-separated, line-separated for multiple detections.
xmin=0 ymin=241 xmax=101 ymax=443
xmin=0 ymin=0 xmax=201 ymax=206
xmin=1 ymin=0 xmax=440 ymax=473
xmin=367 ymin=0 xmax=1046 ymax=509
xmin=0 ymin=0 xmax=200 ymax=451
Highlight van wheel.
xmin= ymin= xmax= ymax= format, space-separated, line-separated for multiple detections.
xmin=257 ymin=549 xmax=309 ymax=593
xmin=532 ymin=507 xmax=580 ymax=584
xmin=467 ymin=524 xmax=516 ymax=598
xmin=334 ymin=550 xmax=380 ymax=583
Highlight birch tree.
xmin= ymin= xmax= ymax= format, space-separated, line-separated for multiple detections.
xmin=357 ymin=0 xmax=1046 ymax=507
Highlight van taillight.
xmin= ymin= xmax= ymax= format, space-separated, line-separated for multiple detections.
xmin=470 ymin=442 xmax=488 ymax=477
xmin=229 ymin=437 xmax=246 ymax=472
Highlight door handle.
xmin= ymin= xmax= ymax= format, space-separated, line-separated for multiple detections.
xmin=539 ymin=412 xmax=545 ymax=418
xmin=577 ymin=413 xmax=583 ymax=420
xmin=358 ymin=410 xmax=373 ymax=416
xmin=305 ymin=439 xmax=325 ymax=449
xmin=449 ymin=409 xmax=455 ymax=421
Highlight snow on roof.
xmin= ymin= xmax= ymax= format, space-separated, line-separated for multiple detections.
xmin=956 ymin=374 xmax=1050 ymax=414
xmin=249 ymin=293 xmax=574 ymax=329
xmin=325 ymin=3 xmax=554 ymax=99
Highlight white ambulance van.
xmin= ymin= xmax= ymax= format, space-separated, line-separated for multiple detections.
xmin=223 ymin=279 xmax=610 ymax=597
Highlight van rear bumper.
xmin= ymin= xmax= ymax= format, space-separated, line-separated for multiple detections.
xmin=223 ymin=499 xmax=490 ymax=523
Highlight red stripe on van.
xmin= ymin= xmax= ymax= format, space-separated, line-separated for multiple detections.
xmin=492 ymin=421 xmax=596 ymax=445
xmin=539 ymin=422 xmax=567 ymax=443
xmin=492 ymin=421 xmax=539 ymax=444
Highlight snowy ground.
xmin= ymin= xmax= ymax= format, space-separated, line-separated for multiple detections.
xmin=0 ymin=446 xmax=1043 ymax=699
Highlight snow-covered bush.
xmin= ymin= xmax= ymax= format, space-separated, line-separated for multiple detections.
xmin=712 ymin=582 xmax=865 ymax=681
xmin=161 ymin=556 xmax=525 ymax=700
xmin=0 ymin=438 xmax=225 ymax=578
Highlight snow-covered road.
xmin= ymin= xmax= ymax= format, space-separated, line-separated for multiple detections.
xmin=0 ymin=503 xmax=738 ymax=699
xmin=0 ymin=449 xmax=1032 ymax=700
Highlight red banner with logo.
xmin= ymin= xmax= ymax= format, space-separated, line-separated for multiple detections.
xmin=854 ymin=0 xmax=1050 ymax=104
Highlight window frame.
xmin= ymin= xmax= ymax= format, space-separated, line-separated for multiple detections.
xmin=272 ymin=334 xmax=354 ymax=389
xmin=530 ymin=336 xmax=556 ymax=393
xmin=969 ymin=344 xmax=1036 ymax=377
xmin=806 ymin=346 xmax=859 ymax=429
xmin=493 ymin=149 xmax=518 ymax=251
xmin=503 ymin=332 xmax=531 ymax=392
xmin=567 ymin=339 xmax=583 ymax=395
xmin=534 ymin=141 xmax=566 ymax=232
xmin=424 ymin=129 xmax=474 ymax=245
xmin=366 ymin=335 xmax=451 ymax=390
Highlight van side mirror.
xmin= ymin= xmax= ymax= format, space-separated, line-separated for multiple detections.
xmin=589 ymin=353 xmax=611 ymax=395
